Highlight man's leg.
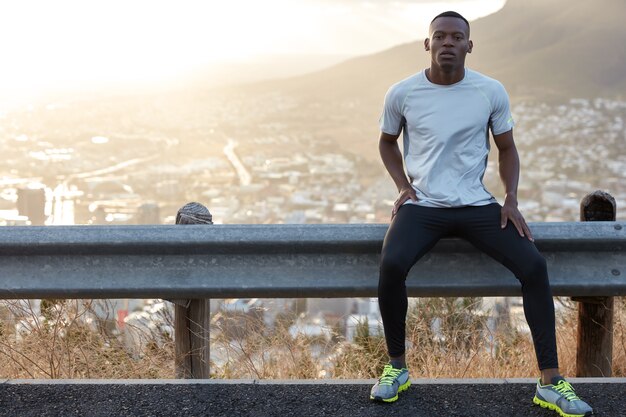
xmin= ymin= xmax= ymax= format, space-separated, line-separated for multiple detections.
xmin=379 ymin=204 xmax=448 ymax=362
xmin=458 ymin=204 xmax=593 ymax=416
xmin=457 ymin=203 xmax=558 ymax=374
xmin=371 ymin=204 xmax=447 ymax=402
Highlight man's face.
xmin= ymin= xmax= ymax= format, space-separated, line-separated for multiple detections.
xmin=425 ymin=17 xmax=472 ymax=71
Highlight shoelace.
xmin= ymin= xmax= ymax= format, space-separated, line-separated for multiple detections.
xmin=379 ymin=364 xmax=403 ymax=386
xmin=553 ymin=380 xmax=581 ymax=402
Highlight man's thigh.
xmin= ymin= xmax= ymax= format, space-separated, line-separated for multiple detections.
xmin=381 ymin=204 xmax=451 ymax=270
xmin=457 ymin=203 xmax=544 ymax=276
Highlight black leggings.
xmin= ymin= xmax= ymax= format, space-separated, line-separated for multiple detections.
xmin=379 ymin=203 xmax=558 ymax=370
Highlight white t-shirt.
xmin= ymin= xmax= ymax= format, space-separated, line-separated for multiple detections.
xmin=380 ymin=68 xmax=515 ymax=208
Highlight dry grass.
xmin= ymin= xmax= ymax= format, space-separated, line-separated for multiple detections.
xmin=0 ymin=300 xmax=173 ymax=379
xmin=333 ymin=297 xmax=626 ymax=380
xmin=1 ymin=297 xmax=624 ymax=380
xmin=210 ymin=312 xmax=321 ymax=379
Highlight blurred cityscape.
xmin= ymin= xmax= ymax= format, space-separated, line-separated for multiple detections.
xmin=1 ymin=94 xmax=624 ymax=227
xmin=0 ymin=91 xmax=624 ymax=366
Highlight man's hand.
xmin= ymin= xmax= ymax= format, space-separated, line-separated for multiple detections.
xmin=392 ymin=186 xmax=418 ymax=218
xmin=500 ymin=194 xmax=534 ymax=241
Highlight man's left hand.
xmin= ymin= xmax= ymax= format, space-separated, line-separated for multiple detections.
xmin=501 ymin=197 xmax=534 ymax=242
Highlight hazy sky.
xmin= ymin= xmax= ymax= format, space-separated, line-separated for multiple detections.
xmin=0 ymin=0 xmax=504 ymax=99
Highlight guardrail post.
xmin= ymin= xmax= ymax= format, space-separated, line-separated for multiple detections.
xmin=172 ymin=203 xmax=213 ymax=378
xmin=574 ymin=190 xmax=616 ymax=377
xmin=174 ymin=299 xmax=211 ymax=378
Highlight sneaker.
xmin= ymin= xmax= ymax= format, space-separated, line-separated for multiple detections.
xmin=533 ymin=377 xmax=593 ymax=417
xmin=369 ymin=364 xmax=410 ymax=403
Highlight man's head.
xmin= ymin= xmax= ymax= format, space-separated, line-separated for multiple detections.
xmin=425 ymin=11 xmax=473 ymax=72
xmin=430 ymin=11 xmax=470 ymax=37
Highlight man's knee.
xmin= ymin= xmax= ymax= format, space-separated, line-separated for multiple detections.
xmin=528 ymin=254 xmax=548 ymax=276
xmin=518 ymin=254 xmax=549 ymax=286
xmin=379 ymin=251 xmax=409 ymax=288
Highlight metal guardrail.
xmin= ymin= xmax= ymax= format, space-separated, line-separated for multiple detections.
xmin=0 ymin=222 xmax=624 ymax=299
xmin=1 ymin=221 xmax=624 ymax=379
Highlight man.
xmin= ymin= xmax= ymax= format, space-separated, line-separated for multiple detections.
xmin=369 ymin=11 xmax=593 ymax=417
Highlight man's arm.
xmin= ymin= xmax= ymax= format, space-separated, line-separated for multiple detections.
xmin=379 ymin=132 xmax=417 ymax=217
xmin=493 ymin=129 xmax=533 ymax=241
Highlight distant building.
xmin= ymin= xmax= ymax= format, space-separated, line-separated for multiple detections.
xmin=136 ymin=203 xmax=161 ymax=224
xmin=17 ymin=187 xmax=46 ymax=225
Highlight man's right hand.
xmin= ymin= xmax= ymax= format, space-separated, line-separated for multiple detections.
xmin=378 ymin=132 xmax=417 ymax=219
xmin=392 ymin=186 xmax=418 ymax=218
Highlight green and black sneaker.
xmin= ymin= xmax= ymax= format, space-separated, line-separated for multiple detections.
xmin=369 ymin=364 xmax=410 ymax=403
xmin=533 ymin=377 xmax=593 ymax=417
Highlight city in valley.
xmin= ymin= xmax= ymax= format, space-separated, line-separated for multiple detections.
xmin=0 ymin=89 xmax=624 ymax=372
xmin=1 ymin=92 xmax=623 ymax=227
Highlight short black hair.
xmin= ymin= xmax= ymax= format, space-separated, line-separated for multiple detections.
xmin=430 ymin=11 xmax=470 ymax=35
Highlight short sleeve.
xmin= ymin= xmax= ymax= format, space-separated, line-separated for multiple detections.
xmin=489 ymin=82 xmax=515 ymax=135
xmin=379 ymin=84 xmax=405 ymax=135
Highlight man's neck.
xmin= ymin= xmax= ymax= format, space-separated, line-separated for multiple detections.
xmin=426 ymin=67 xmax=465 ymax=85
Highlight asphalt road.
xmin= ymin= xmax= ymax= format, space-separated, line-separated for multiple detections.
xmin=0 ymin=380 xmax=623 ymax=417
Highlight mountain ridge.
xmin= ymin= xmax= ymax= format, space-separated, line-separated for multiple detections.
xmin=233 ymin=0 xmax=626 ymax=103
xmin=201 ymin=0 xmax=626 ymax=162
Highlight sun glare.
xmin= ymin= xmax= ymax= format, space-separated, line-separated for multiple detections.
xmin=0 ymin=0 xmax=504 ymax=102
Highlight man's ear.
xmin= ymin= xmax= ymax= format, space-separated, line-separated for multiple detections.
xmin=424 ymin=38 xmax=430 ymax=51
xmin=467 ymin=39 xmax=473 ymax=53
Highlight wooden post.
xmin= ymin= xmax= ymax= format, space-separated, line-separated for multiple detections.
xmin=574 ymin=190 xmax=616 ymax=377
xmin=174 ymin=299 xmax=211 ymax=378
xmin=172 ymin=202 xmax=213 ymax=378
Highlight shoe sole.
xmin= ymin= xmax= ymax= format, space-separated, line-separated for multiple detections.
xmin=370 ymin=380 xmax=411 ymax=403
xmin=533 ymin=395 xmax=592 ymax=417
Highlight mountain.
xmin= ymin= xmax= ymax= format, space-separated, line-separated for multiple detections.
xmin=468 ymin=0 xmax=626 ymax=100
xmin=185 ymin=54 xmax=354 ymax=89
xmin=202 ymin=0 xmax=626 ymax=162
xmin=239 ymin=0 xmax=626 ymax=103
